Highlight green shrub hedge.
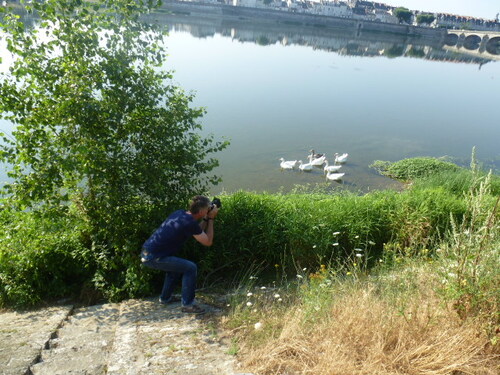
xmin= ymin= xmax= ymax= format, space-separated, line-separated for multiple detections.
xmin=0 ymin=209 xmax=92 ymax=307
xmin=184 ymin=188 xmax=466 ymax=281
xmin=2 ymin=166 xmax=498 ymax=308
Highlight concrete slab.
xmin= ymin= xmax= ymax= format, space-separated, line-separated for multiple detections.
xmin=0 ymin=305 xmax=73 ymax=375
xmin=30 ymin=303 xmax=121 ymax=375
xmin=1 ymin=299 xmax=251 ymax=375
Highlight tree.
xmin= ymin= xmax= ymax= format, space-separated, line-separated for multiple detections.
xmin=383 ymin=45 xmax=405 ymax=58
xmin=393 ymin=7 xmax=413 ymax=24
xmin=416 ymin=13 xmax=435 ymax=25
xmin=0 ymin=0 xmax=228 ymax=299
xmin=406 ymin=46 xmax=425 ymax=58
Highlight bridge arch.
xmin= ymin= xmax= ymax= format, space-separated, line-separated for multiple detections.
xmin=486 ymin=37 xmax=500 ymax=55
xmin=444 ymin=33 xmax=458 ymax=46
xmin=463 ymin=34 xmax=482 ymax=50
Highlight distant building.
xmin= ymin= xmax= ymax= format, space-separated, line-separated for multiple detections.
xmin=310 ymin=1 xmax=352 ymax=18
xmin=433 ymin=13 xmax=500 ymax=31
xmin=233 ymin=0 xmax=258 ymax=8
xmin=206 ymin=0 xmax=500 ymax=30
xmin=373 ymin=9 xmax=397 ymax=23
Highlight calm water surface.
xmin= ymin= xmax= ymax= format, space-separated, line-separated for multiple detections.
xmin=1 ymin=15 xmax=499 ymax=194
xmin=159 ymin=19 xmax=500 ymax=194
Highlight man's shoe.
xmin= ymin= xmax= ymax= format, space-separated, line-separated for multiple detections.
xmin=181 ymin=305 xmax=206 ymax=314
xmin=159 ymin=296 xmax=181 ymax=304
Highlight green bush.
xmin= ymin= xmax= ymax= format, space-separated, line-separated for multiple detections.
xmin=371 ymin=157 xmax=461 ymax=181
xmin=0 ymin=205 xmax=157 ymax=307
xmin=388 ymin=187 xmax=466 ymax=252
xmin=184 ymin=188 xmax=467 ymax=281
xmin=0 ymin=0 xmax=227 ymax=305
xmin=0 ymin=208 xmax=91 ymax=307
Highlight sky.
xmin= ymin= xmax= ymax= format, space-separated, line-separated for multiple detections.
xmin=380 ymin=1 xmax=500 ymax=20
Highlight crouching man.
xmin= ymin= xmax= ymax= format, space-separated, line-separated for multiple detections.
xmin=141 ymin=195 xmax=219 ymax=314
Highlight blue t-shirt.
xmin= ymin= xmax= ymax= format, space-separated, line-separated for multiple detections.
xmin=142 ymin=210 xmax=202 ymax=258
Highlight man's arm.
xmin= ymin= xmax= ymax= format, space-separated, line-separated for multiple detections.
xmin=194 ymin=218 xmax=214 ymax=246
xmin=193 ymin=205 xmax=218 ymax=246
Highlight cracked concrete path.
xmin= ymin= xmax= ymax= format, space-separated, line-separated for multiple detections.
xmin=0 ymin=305 xmax=73 ymax=375
xmin=1 ymin=299 xmax=252 ymax=375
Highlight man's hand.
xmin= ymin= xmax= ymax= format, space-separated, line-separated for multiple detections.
xmin=195 ymin=205 xmax=218 ymax=246
xmin=207 ymin=205 xmax=219 ymax=219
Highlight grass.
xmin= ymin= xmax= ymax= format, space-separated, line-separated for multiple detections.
xmin=223 ymin=253 xmax=499 ymax=374
xmin=222 ymin=155 xmax=500 ymax=375
xmin=2 ymin=154 xmax=488 ymax=308
xmin=370 ymin=157 xmax=461 ymax=181
xmin=413 ymin=169 xmax=500 ymax=196
xmin=191 ymin=185 xmax=467 ymax=282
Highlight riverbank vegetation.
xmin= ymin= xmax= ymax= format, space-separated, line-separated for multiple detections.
xmin=0 ymin=153 xmax=498 ymax=373
xmin=222 ymin=154 xmax=499 ymax=374
xmin=0 ymin=0 xmax=227 ymax=304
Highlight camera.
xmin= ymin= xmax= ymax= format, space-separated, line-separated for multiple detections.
xmin=211 ymin=197 xmax=221 ymax=209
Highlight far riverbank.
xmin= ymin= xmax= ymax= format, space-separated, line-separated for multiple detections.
xmin=159 ymin=0 xmax=448 ymax=40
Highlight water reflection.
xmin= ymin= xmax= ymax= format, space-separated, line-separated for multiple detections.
xmin=9 ymin=5 xmax=500 ymax=61
xmin=144 ymin=11 xmax=498 ymax=66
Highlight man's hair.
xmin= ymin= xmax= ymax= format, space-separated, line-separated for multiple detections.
xmin=189 ymin=195 xmax=211 ymax=214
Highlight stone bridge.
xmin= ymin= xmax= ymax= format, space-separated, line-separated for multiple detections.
xmin=444 ymin=29 xmax=500 ymax=61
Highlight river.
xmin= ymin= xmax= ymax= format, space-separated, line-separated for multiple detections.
xmin=156 ymin=14 xmax=500 ymax=194
xmin=1 ymin=11 xmax=499 ymax=195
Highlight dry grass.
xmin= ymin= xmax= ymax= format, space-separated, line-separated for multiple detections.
xmin=237 ymin=281 xmax=498 ymax=375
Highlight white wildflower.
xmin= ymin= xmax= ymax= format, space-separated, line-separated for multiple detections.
xmin=333 ymin=232 xmax=340 ymax=235
xmin=355 ymin=253 xmax=363 ymax=258
xmin=260 ymin=286 xmax=266 ymax=290
xmin=246 ymin=301 xmax=253 ymax=307
xmin=278 ymin=298 xmax=283 ymax=302
xmin=254 ymin=322 xmax=263 ymax=330
xmin=247 ymin=292 xmax=253 ymax=297
xmin=274 ymin=294 xmax=280 ymax=299
xmin=332 ymin=242 xmax=339 ymax=246
xmin=297 ymin=274 xmax=303 ymax=279
xmin=368 ymin=241 xmax=376 ymax=245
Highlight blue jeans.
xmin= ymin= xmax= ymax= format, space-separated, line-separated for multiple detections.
xmin=142 ymin=255 xmax=197 ymax=306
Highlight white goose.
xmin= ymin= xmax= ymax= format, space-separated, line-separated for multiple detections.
xmin=309 ymin=149 xmax=325 ymax=159
xmin=326 ymin=171 xmax=345 ymax=181
xmin=298 ymin=160 xmax=314 ymax=172
xmin=334 ymin=153 xmax=348 ymax=164
xmin=308 ymin=154 xmax=327 ymax=166
xmin=279 ymin=158 xmax=298 ymax=170
xmin=323 ymin=160 xmax=342 ymax=174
